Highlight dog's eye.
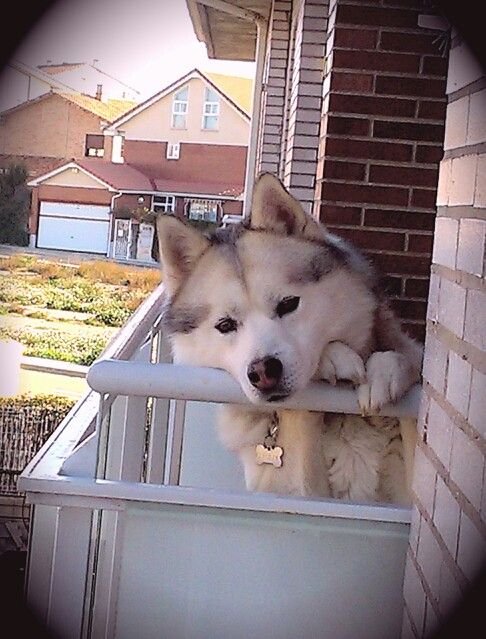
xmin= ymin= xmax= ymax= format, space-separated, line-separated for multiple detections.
xmin=276 ymin=296 xmax=300 ymax=317
xmin=215 ymin=317 xmax=238 ymax=334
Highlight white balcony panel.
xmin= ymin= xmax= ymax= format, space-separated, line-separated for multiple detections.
xmin=112 ymin=503 xmax=409 ymax=639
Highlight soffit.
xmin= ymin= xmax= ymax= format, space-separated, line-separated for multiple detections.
xmin=187 ymin=1 xmax=271 ymax=61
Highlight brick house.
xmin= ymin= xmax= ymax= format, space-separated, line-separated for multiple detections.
xmin=187 ymin=0 xmax=485 ymax=635
xmin=0 ymin=90 xmax=136 ymax=178
xmin=27 ymin=69 xmax=251 ymax=260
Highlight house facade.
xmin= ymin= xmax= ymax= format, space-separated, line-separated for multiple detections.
xmin=27 ymin=69 xmax=251 ymax=261
xmin=0 ymin=91 xmax=136 ymax=178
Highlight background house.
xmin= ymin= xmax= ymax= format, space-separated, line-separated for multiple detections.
xmin=0 ymin=90 xmax=136 ymax=178
xmin=0 ymin=59 xmax=140 ymax=113
xmin=27 ymin=69 xmax=252 ymax=261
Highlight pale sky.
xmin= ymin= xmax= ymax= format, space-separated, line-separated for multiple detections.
xmin=11 ymin=0 xmax=255 ymax=99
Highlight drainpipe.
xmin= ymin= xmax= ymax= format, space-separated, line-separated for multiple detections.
xmin=192 ymin=0 xmax=268 ymax=217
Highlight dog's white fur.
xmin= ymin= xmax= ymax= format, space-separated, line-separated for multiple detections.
xmin=157 ymin=174 xmax=422 ymax=504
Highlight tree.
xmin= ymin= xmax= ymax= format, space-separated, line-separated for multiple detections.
xmin=0 ymin=163 xmax=30 ymax=246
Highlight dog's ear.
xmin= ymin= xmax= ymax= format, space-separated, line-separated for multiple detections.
xmin=250 ymin=173 xmax=326 ymax=239
xmin=156 ymin=215 xmax=209 ymax=296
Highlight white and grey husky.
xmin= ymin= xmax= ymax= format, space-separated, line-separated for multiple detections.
xmin=157 ymin=174 xmax=422 ymax=504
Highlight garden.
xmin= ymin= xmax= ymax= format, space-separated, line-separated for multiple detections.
xmin=0 ymin=255 xmax=161 ymax=366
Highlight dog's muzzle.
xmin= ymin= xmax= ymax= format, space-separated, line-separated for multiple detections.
xmin=247 ymin=356 xmax=288 ymax=401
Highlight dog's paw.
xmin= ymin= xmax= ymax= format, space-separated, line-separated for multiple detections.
xmin=318 ymin=342 xmax=366 ymax=386
xmin=358 ymin=351 xmax=418 ymax=414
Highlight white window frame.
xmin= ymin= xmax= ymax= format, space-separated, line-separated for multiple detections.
xmin=202 ymin=87 xmax=220 ymax=130
xmin=171 ymin=87 xmax=189 ymax=129
xmin=153 ymin=195 xmax=175 ymax=214
xmin=166 ymin=142 xmax=180 ymax=160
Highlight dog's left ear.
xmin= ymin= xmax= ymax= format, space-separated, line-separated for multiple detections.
xmin=156 ymin=215 xmax=209 ymax=296
xmin=250 ymin=173 xmax=326 ymax=239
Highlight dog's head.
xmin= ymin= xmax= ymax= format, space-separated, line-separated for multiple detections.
xmin=157 ymin=174 xmax=363 ymax=403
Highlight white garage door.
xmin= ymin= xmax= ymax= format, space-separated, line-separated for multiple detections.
xmin=38 ymin=202 xmax=110 ymax=254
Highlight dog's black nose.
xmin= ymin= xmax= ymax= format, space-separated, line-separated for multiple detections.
xmin=247 ymin=356 xmax=283 ymax=391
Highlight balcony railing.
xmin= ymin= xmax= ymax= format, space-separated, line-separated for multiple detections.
xmin=19 ymin=281 xmax=421 ymax=639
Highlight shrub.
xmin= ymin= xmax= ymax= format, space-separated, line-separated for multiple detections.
xmin=0 ymin=164 xmax=30 ymax=246
xmin=0 ymin=394 xmax=75 ymax=494
xmin=87 ymin=303 xmax=132 ymax=327
xmin=0 ymin=328 xmax=110 ymax=366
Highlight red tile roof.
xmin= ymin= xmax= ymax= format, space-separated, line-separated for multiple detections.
xmin=152 ymin=177 xmax=243 ymax=197
xmin=76 ymin=158 xmax=153 ymax=191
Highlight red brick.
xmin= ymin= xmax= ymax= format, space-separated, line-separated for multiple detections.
xmin=411 ymin=188 xmax=437 ymax=209
xmin=370 ymin=252 xmax=432 ymax=276
xmin=418 ymin=101 xmax=447 ymax=120
xmin=364 ymin=208 xmax=436 ymax=231
xmin=408 ymin=233 xmax=434 ymax=253
xmin=337 ymin=4 xmax=418 ymax=29
xmin=382 ymin=275 xmax=403 ymax=296
xmin=405 ymin=278 xmax=430 ymax=298
xmin=322 ymin=159 xmax=366 ymax=181
xmin=369 ymin=164 xmax=439 ymax=188
xmin=333 ymin=27 xmax=378 ymax=50
xmin=379 ymin=31 xmax=441 ymax=55
xmin=327 ymin=115 xmax=370 ymax=136
xmin=415 ymin=145 xmax=444 ymax=164
xmin=333 ymin=49 xmax=420 ymax=73
xmin=318 ymin=204 xmax=362 ymax=225
xmin=331 ymin=71 xmax=374 ymax=93
xmin=327 ymin=226 xmax=405 ymax=251
xmin=326 ymin=136 xmax=413 ymax=161
xmin=422 ymin=56 xmax=449 ymax=76
xmin=402 ymin=321 xmax=426 ymax=342
xmin=322 ymin=181 xmax=409 ymax=206
xmin=330 ymin=92 xmax=416 ymax=117
xmin=392 ymin=299 xmax=428 ymax=321
xmin=373 ymin=120 xmax=445 ymax=143
xmin=375 ymin=75 xmax=446 ymax=99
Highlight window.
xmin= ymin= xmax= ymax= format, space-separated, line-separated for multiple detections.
xmin=153 ymin=195 xmax=175 ymax=214
xmin=166 ymin=142 xmax=180 ymax=160
xmin=171 ymin=87 xmax=188 ymax=129
xmin=186 ymin=199 xmax=220 ymax=223
xmin=85 ymin=134 xmax=104 ymax=158
xmin=202 ymin=87 xmax=220 ymax=130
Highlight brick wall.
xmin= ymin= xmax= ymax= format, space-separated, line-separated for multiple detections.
xmin=123 ymin=139 xmax=247 ymax=190
xmin=0 ymin=94 xmax=102 ymax=171
xmin=402 ymin=33 xmax=486 ymax=638
xmin=282 ymin=0 xmax=328 ymax=213
xmin=258 ymin=0 xmax=292 ymax=176
xmin=257 ymin=0 xmax=328 ymax=214
xmin=314 ymin=0 xmax=448 ymax=341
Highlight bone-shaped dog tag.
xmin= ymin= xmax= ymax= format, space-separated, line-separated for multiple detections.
xmin=255 ymin=443 xmax=283 ymax=467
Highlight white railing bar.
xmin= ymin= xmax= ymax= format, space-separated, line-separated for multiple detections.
xmin=17 ymin=477 xmax=412 ymax=524
xmin=88 ymin=360 xmax=421 ymax=418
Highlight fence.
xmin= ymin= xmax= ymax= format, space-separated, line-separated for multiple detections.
xmin=0 ymin=396 xmax=74 ymax=495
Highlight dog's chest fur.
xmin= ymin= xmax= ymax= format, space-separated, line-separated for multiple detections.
xmin=218 ymin=405 xmax=407 ymax=504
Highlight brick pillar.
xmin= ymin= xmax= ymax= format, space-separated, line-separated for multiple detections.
xmin=402 ymin=33 xmax=486 ymax=638
xmin=282 ymin=0 xmax=328 ymax=213
xmin=257 ymin=0 xmax=292 ymax=176
xmin=315 ymin=0 xmax=448 ymax=340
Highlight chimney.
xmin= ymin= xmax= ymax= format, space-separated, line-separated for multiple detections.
xmin=96 ymin=84 xmax=102 ymax=101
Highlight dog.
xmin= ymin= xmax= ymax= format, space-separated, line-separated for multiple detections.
xmin=156 ymin=174 xmax=422 ymax=504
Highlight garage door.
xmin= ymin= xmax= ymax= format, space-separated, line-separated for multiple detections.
xmin=38 ymin=202 xmax=110 ymax=254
